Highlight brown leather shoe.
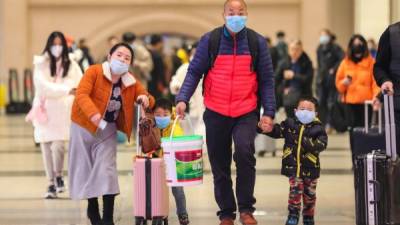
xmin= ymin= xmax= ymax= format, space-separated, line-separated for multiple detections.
xmin=239 ymin=212 xmax=258 ymax=225
xmin=220 ymin=218 xmax=234 ymax=225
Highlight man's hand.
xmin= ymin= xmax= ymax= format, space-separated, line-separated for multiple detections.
xmin=372 ymin=97 xmax=381 ymax=111
xmin=284 ymin=70 xmax=295 ymax=80
xmin=176 ymin=102 xmax=187 ymax=118
xmin=90 ymin=113 xmax=102 ymax=126
xmin=259 ymin=116 xmax=274 ymax=133
xmin=137 ymin=95 xmax=150 ymax=108
xmin=381 ymin=81 xmax=394 ymax=96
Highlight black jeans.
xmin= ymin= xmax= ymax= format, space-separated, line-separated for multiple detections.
xmin=317 ymin=76 xmax=336 ymax=126
xmin=203 ymin=109 xmax=258 ymax=220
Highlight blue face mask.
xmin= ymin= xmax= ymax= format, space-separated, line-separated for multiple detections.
xmin=225 ymin=16 xmax=247 ymax=33
xmin=110 ymin=59 xmax=129 ymax=75
xmin=295 ymin=110 xmax=316 ymax=124
xmin=155 ymin=116 xmax=171 ymax=129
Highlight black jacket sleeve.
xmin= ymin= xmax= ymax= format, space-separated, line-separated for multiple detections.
xmin=302 ymin=125 xmax=328 ymax=155
xmin=261 ymin=120 xmax=286 ymax=139
xmin=374 ymin=27 xmax=392 ymax=86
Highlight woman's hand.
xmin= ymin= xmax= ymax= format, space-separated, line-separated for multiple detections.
xmin=90 ymin=113 xmax=102 ymax=126
xmin=341 ymin=77 xmax=352 ymax=86
xmin=137 ymin=95 xmax=150 ymax=108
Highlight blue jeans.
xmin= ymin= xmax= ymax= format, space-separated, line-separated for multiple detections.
xmin=172 ymin=186 xmax=187 ymax=215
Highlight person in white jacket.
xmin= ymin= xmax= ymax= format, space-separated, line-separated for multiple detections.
xmin=169 ymin=42 xmax=205 ymax=136
xmin=26 ymin=31 xmax=82 ymax=199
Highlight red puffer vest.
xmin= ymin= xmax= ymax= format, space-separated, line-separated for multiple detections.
xmin=203 ymin=48 xmax=258 ymax=117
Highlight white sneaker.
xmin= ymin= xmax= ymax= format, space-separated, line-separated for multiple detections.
xmin=44 ymin=184 xmax=57 ymax=199
xmin=56 ymin=177 xmax=66 ymax=193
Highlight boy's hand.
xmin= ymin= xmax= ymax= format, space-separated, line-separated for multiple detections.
xmin=259 ymin=116 xmax=274 ymax=133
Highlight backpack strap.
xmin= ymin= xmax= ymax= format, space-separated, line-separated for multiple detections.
xmin=246 ymin=28 xmax=259 ymax=72
xmin=208 ymin=26 xmax=223 ymax=72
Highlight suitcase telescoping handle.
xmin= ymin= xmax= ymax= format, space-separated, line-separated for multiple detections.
xmin=136 ymin=99 xmax=146 ymax=157
xmin=364 ymin=100 xmax=382 ymax=134
xmin=368 ymin=180 xmax=381 ymax=204
xmin=383 ymin=92 xmax=397 ymax=161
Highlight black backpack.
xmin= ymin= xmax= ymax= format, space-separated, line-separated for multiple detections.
xmin=207 ymin=26 xmax=260 ymax=73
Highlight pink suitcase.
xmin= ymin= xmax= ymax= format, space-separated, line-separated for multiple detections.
xmin=133 ymin=104 xmax=169 ymax=225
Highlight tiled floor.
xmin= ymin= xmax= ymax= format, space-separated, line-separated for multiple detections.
xmin=0 ymin=115 xmax=356 ymax=225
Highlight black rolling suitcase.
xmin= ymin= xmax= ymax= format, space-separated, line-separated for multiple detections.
xmin=6 ymin=68 xmax=32 ymax=114
xmin=354 ymin=93 xmax=400 ymax=225
xmin=352 ymin=100 xmax=385 ymax=156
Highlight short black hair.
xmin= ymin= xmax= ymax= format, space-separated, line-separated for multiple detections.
xmin=150 ymin=34 xmax=163 ymax=46
xmin=109 ymin=42 xmax=135 ymax=64
xmin=122 ymin=32 xmax=136 ymax=43
xmin=276 ymin=31 xmax=285 ymax=38
xmin=154 ymin=98 xmax=173 ymax=112
xmin=297 ymin=96 xmax=319 ymax=109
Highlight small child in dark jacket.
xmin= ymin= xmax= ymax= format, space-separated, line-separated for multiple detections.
xmin=258 ymin=96 xmax=328 ymax=225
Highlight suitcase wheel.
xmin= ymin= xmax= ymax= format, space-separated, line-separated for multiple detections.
xmin=151 ymin=217 xmax=164 ymax=225
xmin=135 ymin=217 xmax=147 ymax=225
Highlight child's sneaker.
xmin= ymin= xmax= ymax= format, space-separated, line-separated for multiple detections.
xmin=44 ymin=184 xmax=57 ymax=199
xmin=56 ymin=177 xmax=66 ymax=193
xmin=178 ymin=213 xmax=190 ymax=225
xmin=303 ymin=216 xmax=314 ymax=225
xmin=285 ymin=215 xmax=299 ymax=225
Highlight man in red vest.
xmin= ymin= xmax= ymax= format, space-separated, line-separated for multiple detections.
xmin=175 ymin=1 xmax=275 ymax=224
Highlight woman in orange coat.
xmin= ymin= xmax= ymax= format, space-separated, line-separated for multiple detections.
xmin=68 ymin=43 xmax=155 ymax=225
xmin=335 ymin=34 xmax=380 ymax=163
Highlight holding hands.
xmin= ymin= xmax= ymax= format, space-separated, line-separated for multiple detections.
xmin=258 ymin=116 xmax=274 ymax=133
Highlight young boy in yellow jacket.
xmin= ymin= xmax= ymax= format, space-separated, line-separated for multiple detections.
xmin=154 ymin=98 xmax=189 ymax=225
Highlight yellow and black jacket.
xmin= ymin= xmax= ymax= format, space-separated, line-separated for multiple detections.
xmin=261 ymin=117 xmax=328 ymax=179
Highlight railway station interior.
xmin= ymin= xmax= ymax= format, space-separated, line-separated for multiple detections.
xmin=0 ymin=0 xmax=400 ymax=224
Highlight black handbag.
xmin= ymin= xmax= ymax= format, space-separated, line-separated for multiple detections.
xmin=331 ymin=93 xmax=353 ymax=132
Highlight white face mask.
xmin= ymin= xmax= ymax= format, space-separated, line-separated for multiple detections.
xmin=50 ymin=45 xmax=63 ymax=58
xmin=110 ymin=58 xmax=129 ymax=75
xmin=295 ymin=109 xmax=316 ymax=124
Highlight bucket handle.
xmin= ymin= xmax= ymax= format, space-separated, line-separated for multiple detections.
xmin=169 ymin=114 xmax=194 ymax=143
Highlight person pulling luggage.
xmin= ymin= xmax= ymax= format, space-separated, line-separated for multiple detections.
xmin=68 ymin=42 xmax=155 ymax=225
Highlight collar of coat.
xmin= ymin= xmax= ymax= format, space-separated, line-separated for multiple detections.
xmin=102 ymin=61 xmax=136 ymax=87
